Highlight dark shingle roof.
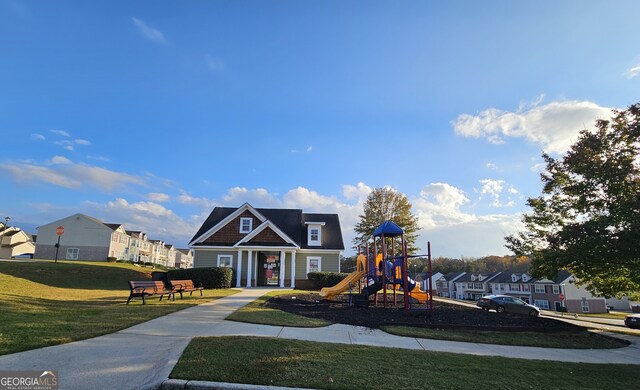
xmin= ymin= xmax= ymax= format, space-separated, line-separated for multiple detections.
xmin=191 ymin=206 xmax=344 ymax=250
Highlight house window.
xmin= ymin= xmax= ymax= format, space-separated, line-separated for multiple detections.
xmin=534 ymin=299 xmax=550 ymax=309
xmin=217 ymin=255 xmax=233 ymax=268
xmin=66 ymin=248 xmax=79 ymax=260
xmin=552 ymin=285 xmax=560 ymax=294
xmin=534 ymin=285 xmax=546 ymax=293
xmin=473 ymin=283 xmax=483 ymax=290
xmin=522 ymin=285 xmax=530 ymax=292
xmin=581 ymin=300 xmax=590 ymax=313
xmin=306 ymin=257 xmax=321 ymax=275
xmin=240 ymin=218 xmax=253 ymax=233
xmin=509 ymin=284 xmax=521 ymax=291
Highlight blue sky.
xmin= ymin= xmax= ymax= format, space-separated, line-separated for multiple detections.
xmin=1 ymin=1 xmax=639 ymax=257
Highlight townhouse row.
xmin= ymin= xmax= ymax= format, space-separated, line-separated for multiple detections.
xmin=0 ymin=221 xmax=35 ymax=258
xmin=33 ymin=213 xmax=193 ymax=268
xmin=434 ymin=269 xmax=610 ymax=314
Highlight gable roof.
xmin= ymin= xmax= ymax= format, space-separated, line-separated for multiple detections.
xmin=456 ymin=271 xmax=502 ymax=283
xmin=190 ymin=203 xmax=344 ymax=250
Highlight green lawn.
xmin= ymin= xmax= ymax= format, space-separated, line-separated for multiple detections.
xmin=0 ymin=260 xmax=237 ymax=355
xmin=226 ymin=290 xmax=330 ymax=327
xmin=171 ymin=337 xmax=640 ymax=390
xmin=382 ymin=326 xmax=627 ymax=349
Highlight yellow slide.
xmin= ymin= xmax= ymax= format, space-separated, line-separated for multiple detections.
xmin=409 ymin=284 xmax=430 ymax=303
xmin=319 ymin=270 xmax=366 ymax=299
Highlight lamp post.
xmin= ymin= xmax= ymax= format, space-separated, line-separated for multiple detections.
xmin=561 ymin=282 xmax=567 ymax=312
xmin=0 ymin=216 xmax=10 ymax=256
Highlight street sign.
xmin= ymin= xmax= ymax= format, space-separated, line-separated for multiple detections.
xmin=559 ymin=293 xmax=565 ymax=301
xmin=56 ymin=226 xmax=65 ymax=236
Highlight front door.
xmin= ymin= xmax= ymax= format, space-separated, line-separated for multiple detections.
xmin=257 ymin=253 xmax=280 ymax=286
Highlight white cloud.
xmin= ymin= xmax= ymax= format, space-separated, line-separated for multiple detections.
xmin=30 ymin=133 xmax=45 ymax=141
xmin=0 ymin=157 xmax=145 ymax=191
xmin=50 ymin=129 xmax=70 ymax=137
xmin=87 ymin=155 xmax=110 ymax=162
xmin=132 ymin=17 xmax=165 ymax=43
xmin=94 ymin=198 xmax=196 ymax=244
xmin=74 ymin=139 xmax=91 ymax=145
xmin=478 ymin=179 xmax=520 ymax=208
xmin=306 ymin=145 xmax=313 ymax=152
xmin=222 ymin=187 xmax=280 ymax=207
xmin=625 ymin=65 xmax=640 ymax=79
xmin=413 ymin=182 xmax=475 ymax=229
xmin=49 ymin=155 xmax=71 ymax=165
xmin=452 ymin=98 xmax=614 ymax=153
xmin=146 ymin=192 xmax=170 ymax=202
xmin=176 ymin=191 xmax=216 ymax=209
xmin=486 ymin=162 xmax=497 ymax=170
xmin=54 ymin=140 xmax=74 ymax=151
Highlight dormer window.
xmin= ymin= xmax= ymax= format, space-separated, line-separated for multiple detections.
xmin=305 ymin=222 xmax=326 ymax=246
xmin=240 ymin=218 xmax=253 ymax=234
xmin=512 ymin=275 xmax=517 ymax=282
xmin=522 ymin=274 xmax=529 ymax=282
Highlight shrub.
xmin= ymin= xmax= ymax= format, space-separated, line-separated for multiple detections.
xmin=144 ymin=262 xmax=154 ymax=266
xmin=166 ymin=267 xmax=233 ymax=289
xmin=107 ymin=257 xmax=117 ymax=263
xmin=556 ymin=306 xmax=568 ymax=313
xmin=306 ymin=272 xmax=349 ymax=289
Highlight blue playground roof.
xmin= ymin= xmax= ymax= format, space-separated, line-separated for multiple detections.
xmin=373 ymin=220 xmax=404 ymax=237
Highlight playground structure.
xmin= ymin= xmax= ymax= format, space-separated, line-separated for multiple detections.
xmin=320 ymin=220 xmax=433 ymax=314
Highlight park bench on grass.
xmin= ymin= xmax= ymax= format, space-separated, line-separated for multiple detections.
xmin=127 ymin=280 xmax=174 ymax=304
xmin=170 ymin=279 xmax=204 ymax=300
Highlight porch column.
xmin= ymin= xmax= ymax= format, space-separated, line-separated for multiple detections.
xmin=236 ymin=249 xmax=243 ymax=287
xmin=290 ymin=251 xmax=296 ymax=288
xmin=246 ymin=250 xmax=253 ymax=287
xmin=279 ymin=250 xmax=285 ymax=288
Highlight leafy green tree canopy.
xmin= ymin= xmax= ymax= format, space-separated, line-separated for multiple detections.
xmin=353 ymin=187 xmax=420 ymax=255
xmin=506 ymin=103 xmax=640 ymax=299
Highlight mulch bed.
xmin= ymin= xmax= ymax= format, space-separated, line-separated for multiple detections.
xmin=265 ymin=293 xmax=580 ymax=332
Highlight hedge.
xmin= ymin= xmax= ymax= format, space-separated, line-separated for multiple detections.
xmin=166 ymin=267 xmax=234 ymax=289
xmin=306 ymin=272 xmax=350 ymax=289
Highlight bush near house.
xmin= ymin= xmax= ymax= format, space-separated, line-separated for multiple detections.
xmin=166 ymin=267 xmax=233 ymax=289
xmin=306 ymin=272 xmax=349 ymax=290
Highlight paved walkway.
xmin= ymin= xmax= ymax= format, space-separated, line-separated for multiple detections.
xmin=1 ymin=288 xmax=639 ymax=390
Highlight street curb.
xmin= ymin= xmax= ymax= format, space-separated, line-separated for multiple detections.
xmin=159 ymin=379 xmax=316 ymax=390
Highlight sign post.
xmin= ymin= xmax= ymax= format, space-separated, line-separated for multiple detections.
xmin=54 ymin=226 xmax=64 ymax=263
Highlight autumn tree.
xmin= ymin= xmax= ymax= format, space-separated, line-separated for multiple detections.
xmin=505 ymin=104 xmax=640 ymax=299
xmin=353 ymin=187 xmax=420 ymax=254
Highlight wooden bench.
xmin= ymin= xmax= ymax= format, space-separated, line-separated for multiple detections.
xmin=170 ymin=279 xmax=204 ymax=300
xmin=127 ymin=280 xmax=174 ymax=304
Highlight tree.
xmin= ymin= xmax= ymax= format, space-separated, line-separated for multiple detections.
xmin=505 ymin=103 xmax=640 ymax=299
xmin=352 ymin=187 xmax=420 ymax=254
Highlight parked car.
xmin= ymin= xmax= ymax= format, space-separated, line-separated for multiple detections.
xmin=624 ymin=314 xmax=640 ymax=329
xmin=476 ymin=295 xmax=540 ymax=317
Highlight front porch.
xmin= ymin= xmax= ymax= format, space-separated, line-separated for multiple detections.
xmin=236 ymin=248 xmax=297 ymax=288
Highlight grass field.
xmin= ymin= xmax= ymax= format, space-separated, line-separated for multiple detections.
xmin=171 ymin=336 xmax=640 ymax=390
xmin=0 ymin=260 xmax=237 ymax=355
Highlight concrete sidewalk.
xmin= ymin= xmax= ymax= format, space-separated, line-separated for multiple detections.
xmin=1 ymin=288 xmax=640 ymax=390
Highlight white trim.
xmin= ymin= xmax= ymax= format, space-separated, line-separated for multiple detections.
xmin=279 ymin=250 xmax=285 ymax=288
xmin=217 ymin=254 xmax=233 ymax=268
xmin=308 ymin=225 xmax=321 ymax=246
xmin=66 ymin=247 xmax=79 ymax=260
xmin=246 ymin=250 xmax=253 ymax=287
xmin=297 ymin=248 xmax=343 ymax=254
xmin=240 ymin=218 xmax=253 ymax=233
xmin=188 ymin=203 xmax=267 ymax=246
xmin=235 ymin=220 xmax=300 ymax=249
xmin=236 ymin=249 xmax=243 ymax=287
xmin=304 ymin=222 xmax=326 ymax=226
xmin=306 ymin=256 xmax=321 ymax=274
xmin=291 ymin=251 xmax=296 ymax=288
